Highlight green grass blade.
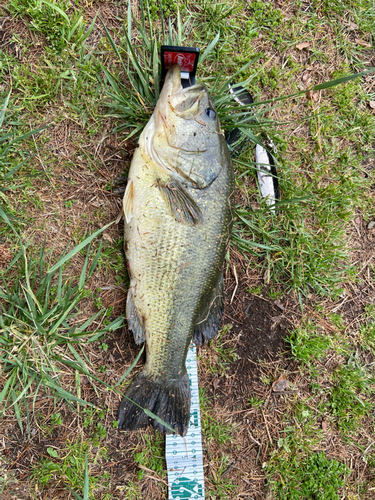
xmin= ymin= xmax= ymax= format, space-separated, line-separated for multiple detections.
xmin=45 ymin=378 xmax=94 ymax=406
xmin=312 ymin=68 xmax=375 ymax=90
xmin=67 ymin=344 xmax=89 ymax=369
xmin=88 ymin=240 xmax=102 ymax=278
xmin=139 ymin=0 xmax=147 ymax=44
xmin=232 ymin=233 xmax=276 ymax=251
xmin=65 ymin=487 xmax=83 ymax=500
xmin=216 ymin=58 xmax=260 ymax=95
xmin=47 ymin=222 xmax=114 ymax=275
xmin=49 ymin=298 xmax=81 ymax=336
xmin=159 ymin=0 xmax=165 ymax=40
xmin=41 ymin=0 xmax=70 ymax=23
xmin=78 ymin=12 xmax=97 ymax=44
xmin=176 ymin=9 xmax=182 ymax=45
xmin=199 ymin=31 xmax=220 ymax=64
xmin=0 ymin=206 xmax=14 ymax=229
xmin=153 ymin=41 xmax=159 ymax=100
xmin=272 ymin=196 xmax=312 ymax=208
xmin=74 ymin=309 xmax=105 ymax=335
xmin=79 ymin=245 xmax=90 ymax=290
xmin=100 ymin=19 xmax=124 ymax=66
xmin=83 ymin=453 xmax=89 ymax=500
xmin=67 ymin=15 xmax=83 ymax=41
xmin=57 ymin=266 xmax=63 ymax=303
xmin=102 ymin=67 xmax=121 ymax=93
xmin=11 ymin=391 xmax=23 ymax=434
xmin=0 ymin=370 xmax=16 ymax=406
xmin=9 ymin=374 xmax=36 ymax=411
xmin=11 ymin=126 xmax=49 ymax=143
xmin=124 ymin=31 xmax=152 ymax=100
xmin=168 ymin=18 xmax=173 ymax=45
xmin=143 ymin=408 xmax=176 ymax=433
xmin=114 ymin=345 xmax=145 ymax=387
xmin=127 ymin=0 xmax=132 ymax=42
xmin=0 ymin=91 xmax=11 ymax=128
xmin=144 ymin=0 xmax=154 ymax=41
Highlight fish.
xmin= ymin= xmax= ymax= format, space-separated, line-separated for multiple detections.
xmin=117 ymin=64 xmax=234 ymax=436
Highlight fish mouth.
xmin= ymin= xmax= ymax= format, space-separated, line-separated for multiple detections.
xmin=160 ymin=64 xmax=183 ymax=103
xmin=143 ymin=65 xmax=209 ymax=174
xmin=167 ymin=63 xmax=184 ymax=93
xmin=160 ymin=65 xmax=207 ymax=119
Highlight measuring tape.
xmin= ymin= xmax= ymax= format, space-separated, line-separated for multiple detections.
xmin=166 ymin=344 xmax=205 ymax=499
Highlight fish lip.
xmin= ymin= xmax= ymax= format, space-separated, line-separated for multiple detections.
xmin=163 ymin=63 xmax=183 ymax=95
xmin=154 ymin=64 xmax=182 ymax=129
xmin=162 ymin=66 xmax=208 ymax=115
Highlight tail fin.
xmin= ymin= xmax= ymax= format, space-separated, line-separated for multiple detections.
xmin=117 ymin=371 xmax=191 ymax=436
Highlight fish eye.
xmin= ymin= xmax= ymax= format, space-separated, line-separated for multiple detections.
xmin=205 ymin=108 xmax=216 ymax=119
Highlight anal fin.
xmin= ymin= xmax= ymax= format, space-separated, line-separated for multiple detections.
xmin=193 ymin=274 xmax=225 ymax=345
xmin=126 ymin=286 xmax=145 ymax=345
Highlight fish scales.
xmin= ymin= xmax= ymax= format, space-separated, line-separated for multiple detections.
xmin=118 ymin=64 xmax=234 ymax=436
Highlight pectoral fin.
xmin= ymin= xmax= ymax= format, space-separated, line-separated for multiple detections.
xmin=123 ymin=179 xmax=134 ymax=224
xmin=157 ymin=178 xmax=202 ymax=225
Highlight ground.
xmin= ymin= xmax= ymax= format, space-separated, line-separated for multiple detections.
xmin=0 ymin=0 xmax=375 ymax=499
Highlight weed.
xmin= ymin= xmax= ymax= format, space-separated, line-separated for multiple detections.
xmin=82 ymin=407 xmax=106 ymax=428
xmin=276 ymin=401 xmax=323 ymax=456
xmin=200 ymin=389 xmax=233 ymax=444
xmin=133 ymin=432 xmax=166 ymax=481
xmin=189 ymin=1 xmax=243 ymax=36
xmin=207 ymin=455 xmax=238 ymax=499
xmin=267 ymin=451 xmax=350 ymax=500
xmin=116 ymin=480 xmax=142 ymax=499
xmin=328 ymin=359 xmax=374 ymax=432
xmin=329 ymin=313 xmax=345 ymax=330
xmin=92 ymin=422 xmax=107 ymax=446
xmin=358 ymin=305 xmax=375 ymax=354
xmin=31 ymin=440 xmax=109 ymax=498
xmin=247 ymin=0 xmax=284 ymax=31
xmin=98 ymin=240 xmax=126 ymax=274
xmin=287 ymin=321 xmax=332 ymax=366
xmin=9 ymin=0 xmax=96 ymax=54
xmin=248 ymin=396 xmax=264 ymax=408
xmin=208 ymin=324 xmax=239 ymax=376
xmin=149 ymin=0 xmax=182 ymax=19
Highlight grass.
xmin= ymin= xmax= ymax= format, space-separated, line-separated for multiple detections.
xmin=267 ymin=451 xmax=350 ymax=500
xmin=0 ymin=0 xmax=375 ymax=498
xmin=287 ymin=320 xmax=333 ymax=367
xmin=133 ymin=432 xmax=166 ymax=481
xmin=0 ymin=91 xmax=46 ymax=229
xmin=199 ymin=388 xmax=234 ymax=445
xmin=0 ymin=226 xmax=124 ymax=432
xmin=31 ymin=441 xmax=106 ymax=499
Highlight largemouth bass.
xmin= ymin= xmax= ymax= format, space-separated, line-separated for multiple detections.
xmin=117 ymin=64 xmax=234 ymax=436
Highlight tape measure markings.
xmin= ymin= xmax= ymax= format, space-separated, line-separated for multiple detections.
xmin=166 ymin=344 xmax=205 ymax=499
